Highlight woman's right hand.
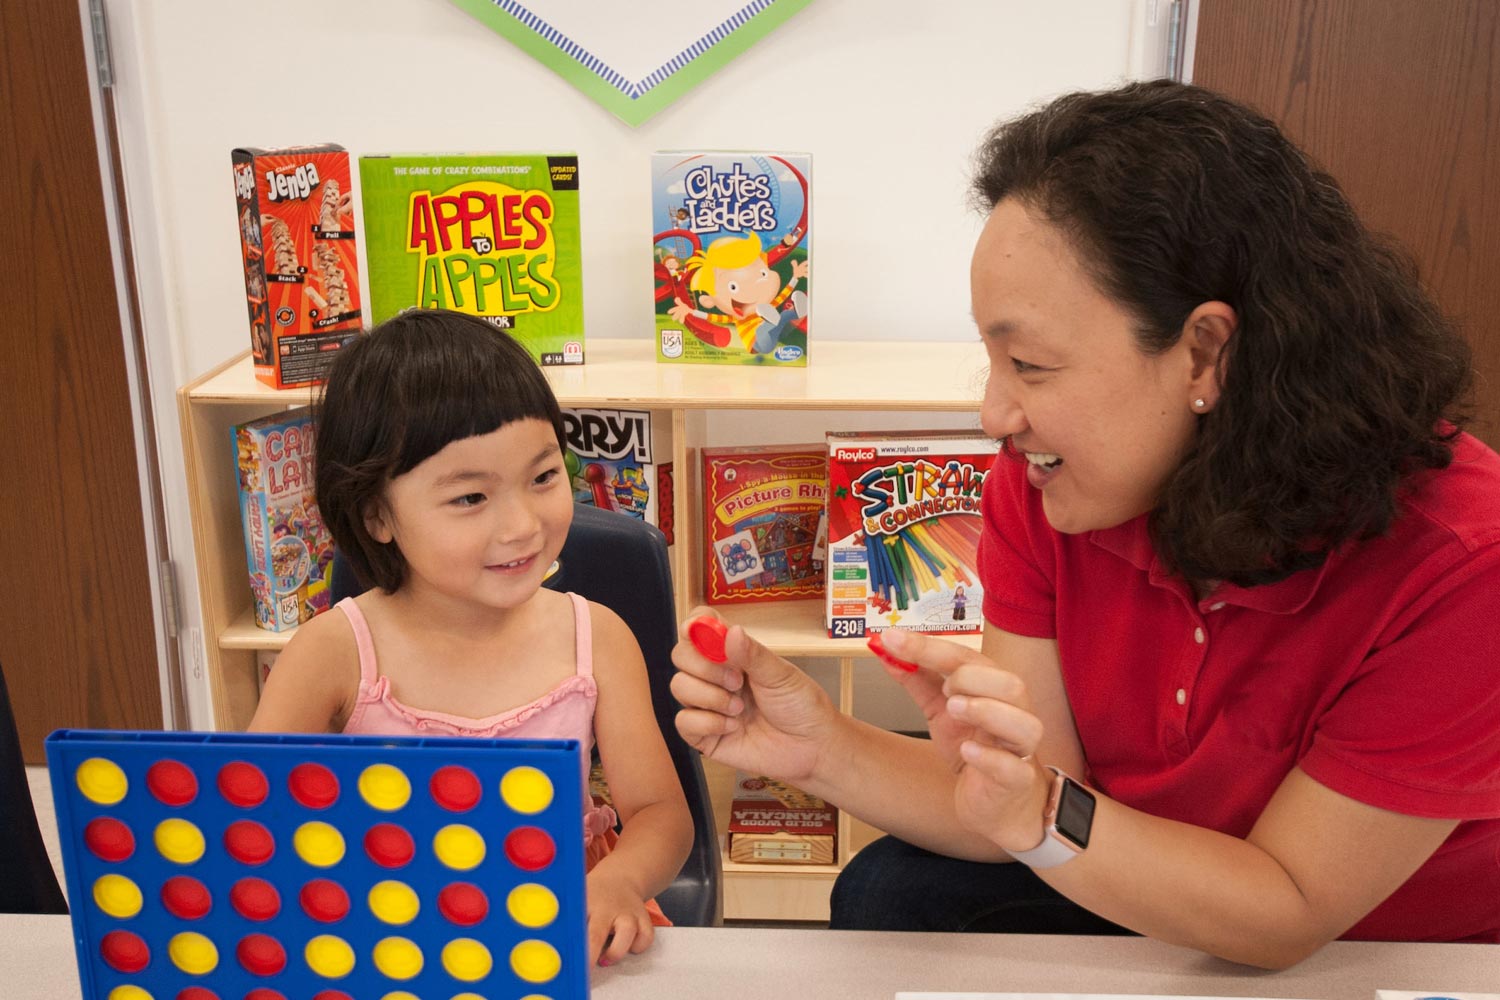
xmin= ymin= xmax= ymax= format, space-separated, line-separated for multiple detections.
xmin=670 ymin=609 xmax=837 ymax=784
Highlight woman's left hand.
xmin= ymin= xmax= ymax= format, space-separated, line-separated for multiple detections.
xmin=879 ymin=629 xmax=1053 ymax=854
xmin=585 ymin=868 xmax=656 ymax=967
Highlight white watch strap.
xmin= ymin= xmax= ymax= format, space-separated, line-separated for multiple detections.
xmin=1007 ymin=766 xmax=1080 ymax=869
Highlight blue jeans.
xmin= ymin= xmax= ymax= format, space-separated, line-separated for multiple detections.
xmin=830 ymin=835 xmax=1136 ymax=935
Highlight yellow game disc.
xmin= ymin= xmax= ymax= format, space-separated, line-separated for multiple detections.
xmin=294 ymin=821 xmax=346 ymax=868
xmin=106 ymin=987 xmax=153 ymax=1000
xmin=304 ymin=934 xmax=356 ymax=979
xmin=367 ymin=880 xmax=420 ymax=925
xmin=153 ymin=818 xmax=206 ymax=865
xmin=510 ymin=939 xmax=561 ymax=984
xmin=371 ymin=936 xmax=423 ymax=980
xmin=441 ymin=938 xmax=493 ymax=982
xmin=168 ymin=931 xmax=218 ymax=975
xmin=76 ymin=758 xmax=128 ymax=806
xmin=451 ymin=994 xmax=489 ymax=1000
xmin=378 ymin=994 xmax=420 ymax=1000
xmin=506 ymin=883 xmax=559 ymax=928
xmin=499 ymin=766 xmax=553 ymax=814
xmin=358 ymin=763 xmax=412 ymax=812
xmin=432 ymin=824 xmax=485 ymax=871
xmin=92 ymin=873 xmax=143 ymax=919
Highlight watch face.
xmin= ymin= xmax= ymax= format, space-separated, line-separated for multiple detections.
xmin=1054 ymin=777 xmax=1096 ymax=849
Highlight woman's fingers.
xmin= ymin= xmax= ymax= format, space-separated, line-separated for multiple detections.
xmin=668 ymin=670 xmax=745 ymax=717
xmin=945 ymin=695 xmax=1042 ymax=756
xmin=674 ymin=707 xmax=741 ymax=747
xmin=958 ymin=737 xmax=1038 ymax=785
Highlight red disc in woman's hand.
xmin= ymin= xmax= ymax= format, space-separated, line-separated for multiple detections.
xmin=868 ymin=632 xmax=919 ymax=673
xmin=687 ymin=617 xmax=728 ymax=662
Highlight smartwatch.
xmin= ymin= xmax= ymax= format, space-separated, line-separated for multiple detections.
xmin=1006 ymin=766 xmax=1095 ymax=869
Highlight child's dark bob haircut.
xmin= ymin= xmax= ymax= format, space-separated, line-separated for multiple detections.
xmin=314 ymin=309 xmax=567 ymax=593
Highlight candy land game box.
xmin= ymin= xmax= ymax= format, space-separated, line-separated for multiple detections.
xmin=561 ymin=406 xmax=675 ymax=547
xmin=825 ymin=431 xmax=999 ymax=637
xmin=702 ymin=445 xmax=826 ymax=605
xmin=359 ymin=153 xmax=585 ymax=366
xmin=234 ymin=407 xmax=334 ymax=632
xmin=653 ymin=151 xmax=810 ymax=367
xmin=231 ymin=144 xmax=362 ymax=389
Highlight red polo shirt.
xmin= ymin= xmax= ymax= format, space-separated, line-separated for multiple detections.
xmin=980 ymin=432 xmax=1500 ymax=942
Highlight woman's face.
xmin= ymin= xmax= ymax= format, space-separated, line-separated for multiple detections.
xmin=973 ymin=198 xmax=1201 ymax=534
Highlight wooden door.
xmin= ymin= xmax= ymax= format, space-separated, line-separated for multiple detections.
xmin=0 ymin=0 xmax=164 ymax=758
xmin=1193 ymin=0 xmax=1500 ymax=447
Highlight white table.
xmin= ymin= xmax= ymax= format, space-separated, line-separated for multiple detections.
xmin=4 ymin=915 xmax=1495 ymax=999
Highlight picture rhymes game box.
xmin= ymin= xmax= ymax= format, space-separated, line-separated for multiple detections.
xmin=826 ymin=431 xmax=999 ymax=638
xmin=561 ymin=407 xmax=675 ymax=547
xmin=653 ymin=151 xmax=810 ymax=366
xmin=360 ymin=153 xmax=585 ymax=366
xmin=702 ymin=445 xmax=826 ymax=605
xmin=233 ymin=407 xmax=334 ymax=632
xmin=231 ymin=144 xmax=362 ymax=389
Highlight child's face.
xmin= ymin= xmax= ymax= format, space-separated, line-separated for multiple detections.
xmin=366 ymin=418 xmax=572 ymax=610
xmin=703 ymin=258 xmax=781 ymax=315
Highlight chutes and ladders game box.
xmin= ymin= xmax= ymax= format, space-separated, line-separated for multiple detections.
xmin=231 ymin=144 xmax=362 ymax=388
xmin=826 ymin=431 xmax=999 ymax=638
xmin=727 ymin=772 xmax=837 ymax=866
xmin=359 ymin=152 xmax=585 ymax=367
xmin=701 ymin=445 xmax=826 ymax=606
xmin=561 ymin=406 xmax=675 ymax=547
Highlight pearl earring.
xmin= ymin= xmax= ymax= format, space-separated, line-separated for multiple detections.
xmin=1193 ymin=398 xmax=1206 ymax=410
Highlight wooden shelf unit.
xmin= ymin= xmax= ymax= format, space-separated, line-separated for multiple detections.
xmin=178 ymin=336 xmax=986 ymax=920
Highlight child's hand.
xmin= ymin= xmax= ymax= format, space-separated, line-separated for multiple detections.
xmin=586 ymin=868 xmax=656 ymax=967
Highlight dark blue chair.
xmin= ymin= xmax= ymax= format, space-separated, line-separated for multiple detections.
xmin=331 ymin=502 xmax=722 ymax=926
xmin=0 ymin=662 xmax=68 ymax=913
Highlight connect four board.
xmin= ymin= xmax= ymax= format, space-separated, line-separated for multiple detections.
xmin=45 ymin=729 xmax=588 ymax=1000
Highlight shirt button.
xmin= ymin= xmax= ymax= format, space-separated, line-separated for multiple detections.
xmin=1209 ymin=601 xmax=1226 ymax=611
xmin=1175 ymin=688 xmax=1187 ymax=705
xmin=1193 ymin=626 xmax=1205 ymax=644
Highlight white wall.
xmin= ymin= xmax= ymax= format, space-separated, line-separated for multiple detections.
xmin=103 ymin=0 xmax=1154 ymax=726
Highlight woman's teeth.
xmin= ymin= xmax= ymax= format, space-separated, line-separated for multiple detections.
xmin=1026 ymin=452 xmax=1064 ymax=470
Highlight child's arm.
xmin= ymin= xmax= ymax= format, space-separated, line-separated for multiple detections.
xmin=246 ymin=606 xmax=361 ymax=734
xmin=587 ymin=603 xmax=694 ymax=965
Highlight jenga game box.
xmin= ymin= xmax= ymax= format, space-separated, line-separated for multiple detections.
xmin=562 ymin=407 xmax=675 ymax=547
xmin=728 ymin=772 xmax=837 ymax=865
xmin=653 ymin=151 xmax=810 ymax=366
xmin=233 ymin=407 xmax=335 ymax=632
xmin=231 ymin=144 xmax=362 ymax=388
xmin=702 ymin=445 xmax=826 ymax=605
xmin=826 ymin=431 xmax=999 ymax=638
xmin=359 ymin=153 xmax=585 ymax=367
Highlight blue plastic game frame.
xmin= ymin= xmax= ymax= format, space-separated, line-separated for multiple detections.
xmin=46 ymin=728 xmax=589 ymax=1000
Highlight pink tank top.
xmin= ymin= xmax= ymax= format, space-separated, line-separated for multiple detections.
xmin=336 ymin=593 xmax=615 ymax=841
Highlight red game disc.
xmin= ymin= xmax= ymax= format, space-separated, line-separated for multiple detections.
xmin=146 ymin=759 xmax=199 ymax=806
xmin=311 ymin=992 xmax=353 ymax=1000
xmin=99 ymin=929 xmax=149 ymax=973
xmin=867 ymin=631 xmax=920 ymax=673
xmin=83 ymin=816 xmax=135 ymax=862
xmin=287 ymin=762 xmax=340 ymax=809
xmin=160 ymin=875 xmax=212 ymax=920
xmin=363 ymin=822 xmax=415 ymax=868
xmin=429 ymin=765 xmax=481 ymax=812
xmin=504 ymin=826 xmax=557 ymax=871
xmin=437 ymin=882 xmax=490 ymax=926
xmin=687 ymin=616 xmax=729 ymax=662
xmin=217 ymin=761 xmax=269 ymax=807
xmin=299 ymin=879 xmax=350 ymax=923
xmin=237 ymin=933 xmax=287 ymax=976
xmin=224 ymin=820 xmax=275 ymax=865
xmin=175 ymin=988 xmax=220 ymax=1000
xmin=243 ymin=990 xmax=286 ymax=1000
xmin=230 ymin=877 xmax=281 ymax=921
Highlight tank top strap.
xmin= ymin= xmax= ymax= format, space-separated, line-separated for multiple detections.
xmin=567 ymin=592 xmax=594 ymax=680
xmin=335 ymin=597 xmax=380 ymax=687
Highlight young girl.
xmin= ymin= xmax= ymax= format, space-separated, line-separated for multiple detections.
xmin=250 ymin=309 xmax=693 ymax=967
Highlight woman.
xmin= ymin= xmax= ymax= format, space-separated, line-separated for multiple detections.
xmin=670 ymin=81 xmax=1500 ymax=969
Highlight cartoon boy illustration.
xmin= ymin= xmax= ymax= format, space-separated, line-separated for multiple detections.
xmin=669 ymin=232 xmax=809 ymax=354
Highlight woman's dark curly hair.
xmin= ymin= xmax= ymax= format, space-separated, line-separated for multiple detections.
xmin=973 ymin=80 xmax=1473 ymax=587
xmin=313 ymin=308 xmax=567 ymax=593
